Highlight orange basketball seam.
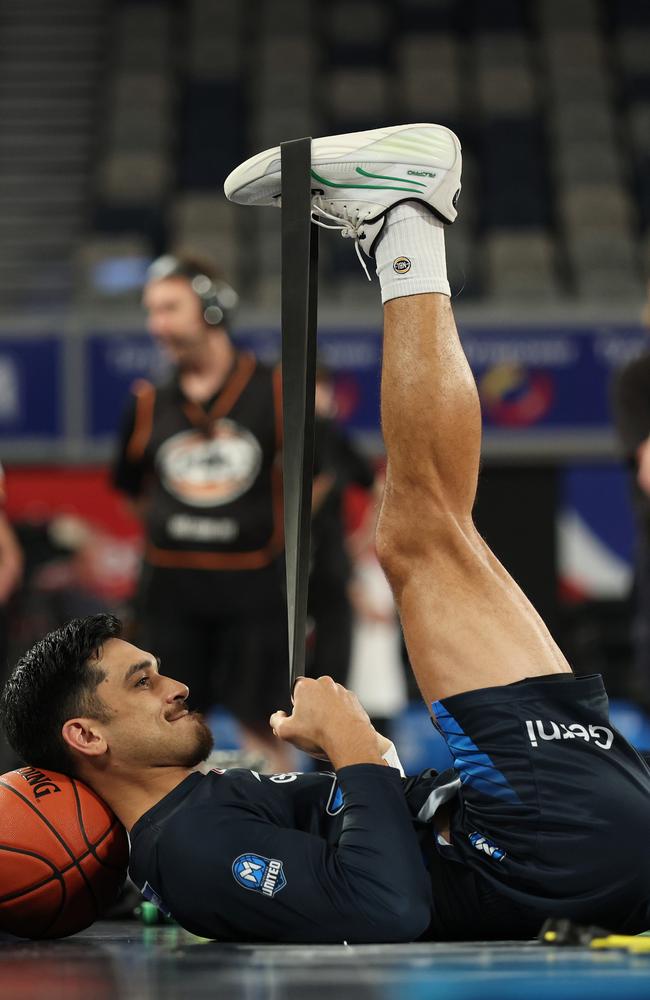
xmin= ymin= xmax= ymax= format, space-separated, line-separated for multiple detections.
xmin=0 ymin=778 xmax=97 ymax=917
xmin=0 ymin=778 xmax=81 ymax=865
xmin=0 ymin=843 xmax=63 ymax=904
xmin=0 ymin=848 xmax=84 ymax=904
xmin=0 ymin=838 xmax=120 ymax=907
xmin=71 ymin=779 xmax=126 ymax=874
xmin=0 ymin=776 xmax=127 ymax=939
xmin=0 ymin=843 xmax=68 ymax=936
xmin=89 ymin=817 xmax=127 ymax=871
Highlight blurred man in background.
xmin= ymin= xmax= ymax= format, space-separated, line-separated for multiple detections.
xmin=612 ymin=280 xmax=650 ymax=706
xmin=310 ymin=365 xmax=375 ymax=686
xmin=113 ymin=253 xmax=292 ymax=771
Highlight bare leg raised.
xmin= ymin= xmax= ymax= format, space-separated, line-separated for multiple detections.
xmin=376 ymin=293 xmax=571 ymax=707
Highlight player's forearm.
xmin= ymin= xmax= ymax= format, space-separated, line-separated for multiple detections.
xmin=326 ymin=732 xmax=405 ymax=774
xmin=331 ymin=765 xmax=432 ymax=942
xmin=326 ymin=724 xmax=386 ymax=770
xmin=375 ymin=732 xmax=394 ymax=756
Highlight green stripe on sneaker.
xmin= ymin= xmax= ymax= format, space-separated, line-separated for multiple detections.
xmin=355 ymin=167 xmax=427 ymax=186
xmin=310 ymin=168 xmax=425 ymax=193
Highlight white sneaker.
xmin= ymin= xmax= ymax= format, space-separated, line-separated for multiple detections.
xmin=224 ymin=123 xmax=462 ymax=260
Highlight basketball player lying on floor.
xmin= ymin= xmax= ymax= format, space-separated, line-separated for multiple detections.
xmin=3 ymin=124 xmax=650 ymax=944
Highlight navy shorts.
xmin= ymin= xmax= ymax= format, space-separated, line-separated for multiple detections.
xmin=428 ymin=673 xmax=650 ymax=936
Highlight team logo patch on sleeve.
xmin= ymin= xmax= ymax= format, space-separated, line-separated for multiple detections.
xmin=326 ymin=775 xmax=345 ymax=816
xmin=232 ymin=854 xmax=287 ymax=897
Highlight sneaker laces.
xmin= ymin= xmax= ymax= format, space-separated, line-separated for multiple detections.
xmin=311 ymin=205 xmax=372 ymax=281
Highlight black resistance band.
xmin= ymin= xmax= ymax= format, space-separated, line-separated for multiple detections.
xmin=280 ymin=137 xmax=319 ymax=688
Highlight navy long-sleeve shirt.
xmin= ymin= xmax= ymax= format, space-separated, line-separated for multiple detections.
xmin=128 ymin=764 xmax=435 ymax=943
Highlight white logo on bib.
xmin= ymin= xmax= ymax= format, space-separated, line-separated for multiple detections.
xmin=525 ymin=720 xmax=614 ymax=750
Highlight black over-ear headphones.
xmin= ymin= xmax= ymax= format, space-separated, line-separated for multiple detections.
xmin=146 ymin=254 xmax=240 ymax=329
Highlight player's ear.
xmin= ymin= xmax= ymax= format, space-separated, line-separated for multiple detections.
xmin=61 ymin=719 xmax=108 ymax=759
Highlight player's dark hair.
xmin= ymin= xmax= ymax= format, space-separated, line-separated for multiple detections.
xmin=0 ymin=614 xmax=122 ymax=775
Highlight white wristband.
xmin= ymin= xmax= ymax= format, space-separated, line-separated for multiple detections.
xmin=381 ymin=741 xmax=406 ymax=777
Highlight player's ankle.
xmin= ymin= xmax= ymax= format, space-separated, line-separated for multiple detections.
xmin=374 ymin=201 xmax=451 ymax=304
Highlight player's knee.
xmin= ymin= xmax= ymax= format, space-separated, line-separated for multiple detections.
xmin=375 ymin=522 xmax=407 ymax=586
xmin=376 ymin=502 xmax=477 ymax=587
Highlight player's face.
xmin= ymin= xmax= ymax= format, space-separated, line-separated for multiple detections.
xmin=143 ymin=278 xmax=207 ymax=366
xmin=89 ymin=638 xmax=214 ymax=768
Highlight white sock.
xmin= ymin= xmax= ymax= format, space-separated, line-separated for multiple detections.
xmin=374 ymin=201 xmax=450 ymax=303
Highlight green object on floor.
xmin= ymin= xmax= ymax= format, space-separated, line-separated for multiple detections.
xmin=138 ymin=902 xmax=177 ymax=926
xmin=139 ymin=902 xmax=159 ymax=925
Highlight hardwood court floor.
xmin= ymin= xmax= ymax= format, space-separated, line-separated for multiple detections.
xmin=1 ymin=921 xmax=649 ymax=999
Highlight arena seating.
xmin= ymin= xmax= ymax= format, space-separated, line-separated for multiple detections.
xmin=0 ymin=0 xmax=105 ymax=311
xmin=2 ymin=0 xmax=649 ymax=315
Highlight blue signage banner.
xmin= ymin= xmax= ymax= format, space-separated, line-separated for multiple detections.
xmin=86 ymin=328 xmax=383 ymax=437
xmin=463 ymin=326 xmax=646 ymax=431
xmin=239 ymin=325 xmax=649 ymax=434
xmin=85 ymin=325 xmax=647 ymax=440
xmin=87 ymin=333 xmax=167 ymax=437
xmin=237 ymin=325 xmax=649 ymax=434
xmin=0 ymin=337 xmax=62 ymax=439
xmin=234 ymin=328 xmax=383 ymax=434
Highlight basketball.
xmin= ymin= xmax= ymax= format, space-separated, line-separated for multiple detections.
xmin=0 ymin=767 xmax=129 ymax=939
